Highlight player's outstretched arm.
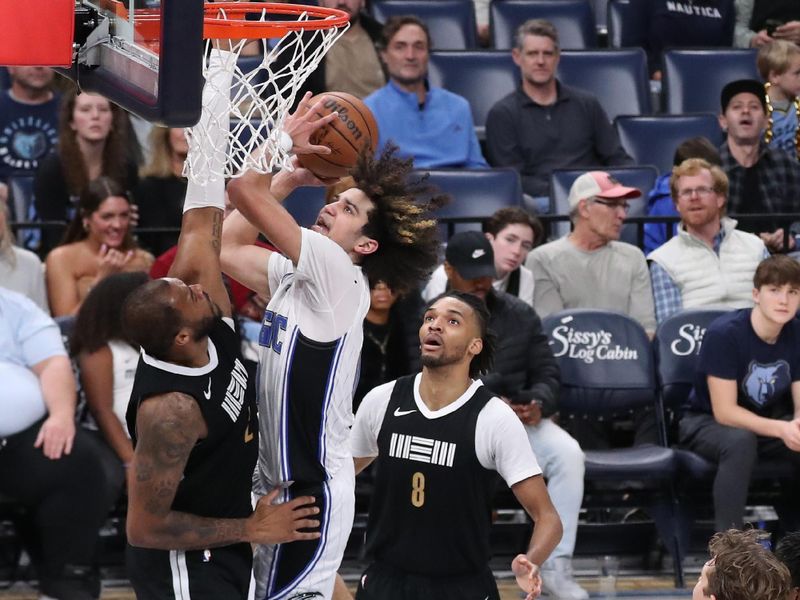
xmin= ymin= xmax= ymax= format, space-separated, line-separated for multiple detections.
xmin=127 ymin=393 xmax=321 ymax=550
xmin=511 ymin=474 xmax=563 ymax=598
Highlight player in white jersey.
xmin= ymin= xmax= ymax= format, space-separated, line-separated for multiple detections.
xmin=222 ymin=124 xmax=445 ymax=597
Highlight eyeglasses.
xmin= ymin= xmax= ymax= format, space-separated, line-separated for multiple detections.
xmin=591 ymin=198 xmax=631 ymax=212
xmin=678 ymin=186 xmax=715 ymax=199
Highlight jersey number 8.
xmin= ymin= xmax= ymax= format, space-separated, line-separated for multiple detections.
xmin=411 ymin=472 xmax=425 ymax=508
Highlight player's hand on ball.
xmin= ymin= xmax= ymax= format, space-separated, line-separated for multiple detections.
xmin=283 ymin=92 xmax=338 ymax=156
xmin=248 ymin=488 xmax=321 ymax=544
xmin=512 ymin=554 xmax=542 ymax=600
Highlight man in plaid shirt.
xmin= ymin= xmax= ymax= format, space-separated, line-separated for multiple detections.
xmin=718 ymin=79 xmax=800 ymax=252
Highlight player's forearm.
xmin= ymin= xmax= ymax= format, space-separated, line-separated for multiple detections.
xmin=127 ymin=511 xmax=250 ymax=551
xmin=525 ymin=507 xmax=562 ymax=567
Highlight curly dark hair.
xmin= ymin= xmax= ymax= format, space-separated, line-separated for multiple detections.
xmin=70 ymin=271 xmax=150 ymax=355
xmin=121 ymin=279 xmax=184 ymax=361
xmin=57 ymin=87 xmax=131 ymax=197
xmin=424 ymin=290 xmax=496 ymax=378
xmin=775 ymin=531 xmax=800 ymax=589
xmin=352 ymin=144 xmax=447 ymax=295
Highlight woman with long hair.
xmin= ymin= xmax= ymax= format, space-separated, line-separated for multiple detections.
xmin=70 ymin=271 xmax=149 ymax=483
xmin=44 ymin=176 xmax=153 ymax=316
xmin=34 ymin=87 xmax=139 ymax=253
xmin=0 ymin=192 xmax=48 ymax=311
xmin=135 ymin=126 xmax=188 ymax=254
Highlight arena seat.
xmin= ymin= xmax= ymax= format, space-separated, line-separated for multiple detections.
xmin=654 ymin=309 xmax=797 ymax=560
xmin=557 ymin=48 xmax=651 ymax=121
xmin=427 ymin=50 xmax=517 ymax=139
xmin=607 ymin=0 xmax=646 ymax=48
xmin=615 ymin=114 xmax=724 ymax=175
xmin=371 ymin=0 xmax=477 ymax=49
xmin=414 ymin=167 xmax=523 ymax=237
xmin=549 ymin=165 xmax=658 ymax=244
xmin=662 ymin=48 xmax=760 ymax=115
xmin=542 ymin=309 xmax=682 ymax=586
xmin=490 ymin=0 xmax=596 ymax=50
xmin=282 ymin=186 xmax=327 ymax=229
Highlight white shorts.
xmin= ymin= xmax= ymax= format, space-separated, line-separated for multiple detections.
xmin=253 ymin=459 xmax=355 ymax=600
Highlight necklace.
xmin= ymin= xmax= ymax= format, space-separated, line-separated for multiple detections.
xmin=764 ymin=82 xmax=800 ymax=160
xmin=364 ymin=323 xmax=390 ymax=380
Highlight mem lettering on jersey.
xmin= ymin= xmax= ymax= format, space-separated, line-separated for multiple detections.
xmin=221 ymin=358 xmax=248 ymax=422
xmin=389 ymin=433 xmax=456 ymax=467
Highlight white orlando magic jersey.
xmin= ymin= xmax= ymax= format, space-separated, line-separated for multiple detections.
xmin=256 ymin=229 xmax=370 ymax=489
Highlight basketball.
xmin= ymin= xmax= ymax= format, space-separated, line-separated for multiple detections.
xmin=297 ymin=92 xmax=379 ymax=179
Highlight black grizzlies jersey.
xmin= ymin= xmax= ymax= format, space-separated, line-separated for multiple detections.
xmin=365 ymin=375 xmax=497 ymax=576
xmin=126 ymin=317 xmax=258 ymax=520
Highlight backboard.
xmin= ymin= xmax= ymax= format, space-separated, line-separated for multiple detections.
xmin=57 ymin=0 xmax=205 ymax=126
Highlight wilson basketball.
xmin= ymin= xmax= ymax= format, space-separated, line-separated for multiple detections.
xmin=297 ymin=92 xmax=379 ymax=179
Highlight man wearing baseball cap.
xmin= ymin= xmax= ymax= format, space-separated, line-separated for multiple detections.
xmin=718 ymin=78 xmax=800 ymax=252
xmin=526 ymin=171 xmax=656 ymax=335
xmin=437 ymin=230 xmax=588 ymax=599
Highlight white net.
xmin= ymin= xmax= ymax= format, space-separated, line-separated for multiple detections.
xmin=184 ymin=4 xmax=349 ymax=185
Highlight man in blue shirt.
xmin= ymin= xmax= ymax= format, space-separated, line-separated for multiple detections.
xmin=679 ymin=254 xmax=800 ymax=532
xmin=364 ymin=16 xmax=488 ymax=169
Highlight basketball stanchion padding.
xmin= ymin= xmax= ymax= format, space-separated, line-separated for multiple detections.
xmin=183 ymin=2 xmax=350 ymax=185
xmin=0 ymin=0 xmax=74 ymax=67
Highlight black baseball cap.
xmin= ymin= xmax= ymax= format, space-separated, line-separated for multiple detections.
xmin=444 ymin=231 xmax=496 ymax=280
xmin=720 ymin=79 xmax=767 ymax=113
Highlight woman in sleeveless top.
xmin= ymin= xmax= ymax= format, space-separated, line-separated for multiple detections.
xmin=45 ymin=176 xmax=153 ymax=316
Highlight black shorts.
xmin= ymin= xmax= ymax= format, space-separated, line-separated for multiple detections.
xmin=355 ymin=561 xmax=500 ymax=600
xmin=127 ymin=542 xmax=252 ymax=600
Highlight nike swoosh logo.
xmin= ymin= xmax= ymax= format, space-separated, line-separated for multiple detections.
xmin=203 ymin=378 xmax=212 ymax=400
xmin=393 ymin=408 xmax=417 ymax=417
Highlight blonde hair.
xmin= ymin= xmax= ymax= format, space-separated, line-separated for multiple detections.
xmin=757 ymin=40 xmax=800 ymax=81
xmin=140 ymin=126 xmax=185 ymax=178
xmin=670 ymin=158 xmax=729 ymax=201
xmin=0 ymin=197 xmax=15 ymax=266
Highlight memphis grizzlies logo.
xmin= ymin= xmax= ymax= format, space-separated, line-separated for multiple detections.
xmin=742 ymin=360 xmax=791 ymax=407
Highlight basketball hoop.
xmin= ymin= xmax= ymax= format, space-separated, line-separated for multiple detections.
xmin=184 ymin=2 xmax=350 ymax=185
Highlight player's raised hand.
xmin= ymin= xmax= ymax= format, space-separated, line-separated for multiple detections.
xmin=512 ymin=554 xmax=542 ymax=599
xmin=247 ymin=488 xmax=322 ymax=545
xmin=283 ymin=92 xmax=338 ymax=156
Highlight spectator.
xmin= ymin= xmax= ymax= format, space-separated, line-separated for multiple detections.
xmin=0 ymin=287 xmax=118 ymax=600
xmin=526 ymin=171 xmax=656 ymax=334
xmin=679 ymin=255 xmax=800 ymax=532
xmin=0 ymin=67 xmax=59 ymax=183
xmin=44 ymin=176 xmax=153 ymax=317
xmin=775 ymin=531 xmax=800 ymax=600
xmin=364 ymin=16 xmax=488 ymax=169
xmin=70 ymin=271 xmax=150 ymax=493
xmin=735 ymin=0 xmax=800 ymax=48
xmin=440 ymin=231 xmax=587 ymax=599
xmin=135 ymin=126 xmax=188 ymax=255
xmin=649 ymin=158 xmax=767 ymax=323
xmin=273 ymin=0 xmax=384 ymax=107
xmin=34 ymin=88 xmax=138 ymax=254
xmin=694 ymin=529 xmax=791 ymax=599
xmin=354 ymin=279 xmax=412 ymax=410
xmin=758 ymin=40 xmax=800 ymax=159
xmin=423 ymin=207 xmax=541 ymax=307
xmin=485 ymin=19 xmax=632 ymax=211
xmin=644 ymin=136 xmax=722 ymax=255
xmin=628 ymin=0 xmax=734 ymax=79
xmin=0 ymin=191 xmax=47 ymax=311
xmin=718 ymin=78 xmax=800 ymax=251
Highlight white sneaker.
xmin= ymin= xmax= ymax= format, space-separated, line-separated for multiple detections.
xmin=540 ymin=557 xmax=590 ymax=600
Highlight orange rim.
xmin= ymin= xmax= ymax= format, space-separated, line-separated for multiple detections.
xmin=203 ymin=2 xmax=349 ymax=39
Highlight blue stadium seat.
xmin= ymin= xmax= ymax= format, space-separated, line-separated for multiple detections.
xmin=592 ymin=0 xmax=609 ymax=33
xmin=557 ymin=48 xmax=651 ymax=120
xmin=427 ymin=50 xmax=517 ymax=139
xmin=654 ymin=309 xmax=795 ymax=560
xmin=549 ymin=165 xmax=658 ymax=244
xmin=282 ymin=186 xmax=327 ymax=229
xmin=542 ymin=309 xmax=682 ymax=586
xmin=607 ymin=0 xmax=646 ymax=48
xmin=615 ymin=114 xmax=724 ymax=175
xmin=372 ymin=0 xmax=477 ymax=49
xmin=415 ymin=168 xmax=523 ymax=237
xmin=662 ymin=48 xmax=760 ymax=115
xmin=490 ymin=0 xmax=596 ymax=50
